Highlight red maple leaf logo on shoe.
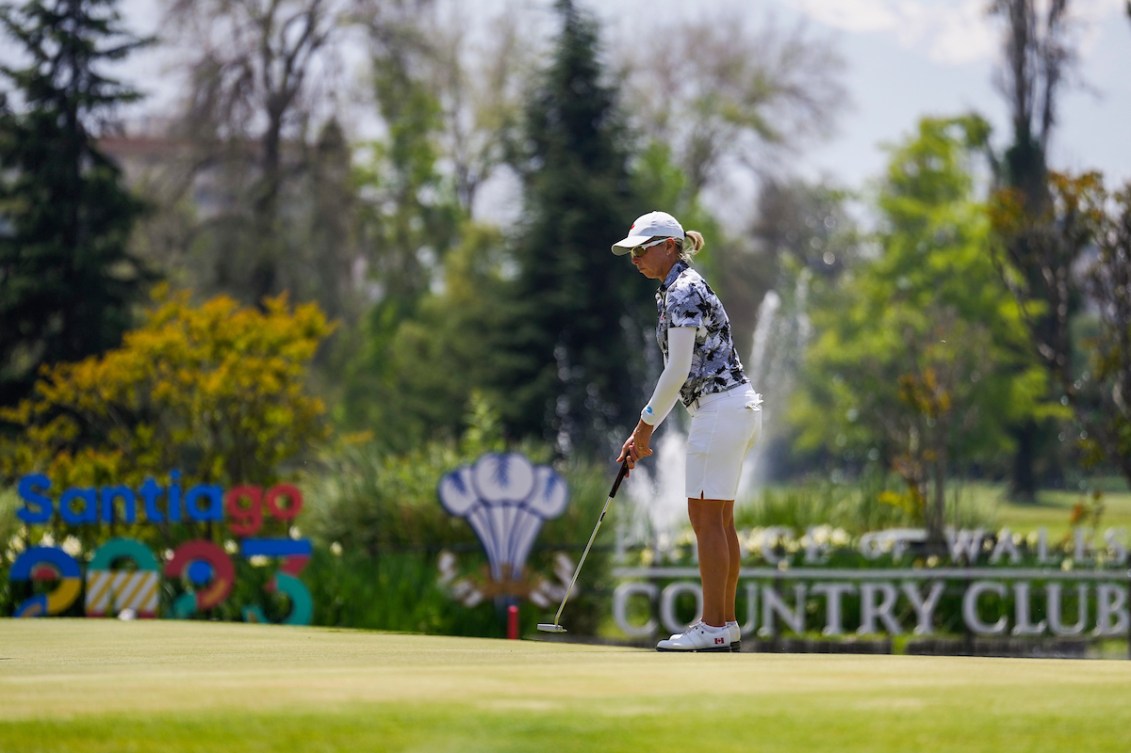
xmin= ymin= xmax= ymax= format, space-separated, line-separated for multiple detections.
xmin=715 ymin=636 xmax=726 ymax=645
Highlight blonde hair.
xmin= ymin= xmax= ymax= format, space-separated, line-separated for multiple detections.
xmin=679 ymin=230 xmax=705 ymax=261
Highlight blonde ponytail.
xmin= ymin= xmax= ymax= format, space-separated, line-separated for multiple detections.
xmin=680 ymin=230 xmax=705 ymax=260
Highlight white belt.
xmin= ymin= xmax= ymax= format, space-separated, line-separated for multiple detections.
xmin=686 ymin=384 xmax=752 ymax=416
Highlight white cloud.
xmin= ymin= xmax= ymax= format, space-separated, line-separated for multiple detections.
xmin=793 ymin=0 xmax=902 ymax=34
xmin=794 ymin=0 xmax=1120 ymax=66
xmin=919 ymin=1 xmax=997 ymax=65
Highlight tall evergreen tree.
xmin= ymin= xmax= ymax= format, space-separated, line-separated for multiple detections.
xmin=0 ymin=0 xmax=151 ymax=407
xmin=496 ymin=0 xmax=651 ymax=456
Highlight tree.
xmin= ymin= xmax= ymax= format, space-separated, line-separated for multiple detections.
xmin=993 ymin=172 xmax=1131 ymax=489
xmin=495 ymin=0 xmax=650 ymax=456
xmin=165 ymin=0 xmax=351 ymax=307
xmin=987 ymin=0 xmax=1081 ymax=499
xmin=371 ymin=224 xmax=513 ymax=451
xmin=616 ymin=11 xmax=847 ymax=198
xmin=792 ymin=116 xmax=1043 ymax=547
xmin=387 ymin=0 xmax=531 ymax=217
xmin=0 ymin=0 xmax=153 ymax=407
xmin=297 ymin=118 xmax=364 ymax=323
xmin=1077 ymin=177 xmax=1131 ymax=486
xmin=336 ymin=1 xmax=465 ymax=439
xmin=741 ymin=177 xmax=861 ymax=480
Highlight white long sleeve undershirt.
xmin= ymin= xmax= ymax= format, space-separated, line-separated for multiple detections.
xmin=640 ymin=326 xmax=695 ymax=427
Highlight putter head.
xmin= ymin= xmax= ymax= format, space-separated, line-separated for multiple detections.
xmin=536 ymin=623 xmax=567 ymax=633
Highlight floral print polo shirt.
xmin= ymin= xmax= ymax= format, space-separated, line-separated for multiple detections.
xmin=656 ymin=260 xmax=749 ymax=408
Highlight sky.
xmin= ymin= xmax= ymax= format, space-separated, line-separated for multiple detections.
xmin=595 ymin=0 xmax=1130 ymax=193
xmin=112 ymin=0 xmax=1131 ymax=198
xmin=770 ymin=0 xmax=1131 ymax=190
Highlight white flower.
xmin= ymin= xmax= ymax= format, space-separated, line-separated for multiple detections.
xmin=330 ymin=541 xmax=343 ymax=557
xmin=7 ymin=535 xmax=26 ymax=556
xmin=806 ymin=525 xmax=833 ymax=547
xmin=61 ymin=536 xmax=82 ymax=557
xmin=224 ymin=540 xmax=239 ymax=554
xmin=249 ymin=555 xmax=269 ymax=568
xmin=743 ymin=528 xmax=765 ymax=552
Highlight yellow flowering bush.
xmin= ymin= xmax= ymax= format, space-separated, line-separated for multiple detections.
xmin=0 ymin=285 xmax=335 ymax=497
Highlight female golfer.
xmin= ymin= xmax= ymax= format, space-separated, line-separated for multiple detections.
xmin=613 ymin=211 xmax=761 ymax=652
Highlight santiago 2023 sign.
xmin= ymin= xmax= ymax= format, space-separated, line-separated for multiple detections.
xmin=8 ymin=472 xmax=312 ymax=623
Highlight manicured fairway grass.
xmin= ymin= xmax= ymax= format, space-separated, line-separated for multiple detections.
xmin=2 ymin=620 xmax=1130 ymax=753
xmin=946 ymin=478 xmax=1129 ymax=534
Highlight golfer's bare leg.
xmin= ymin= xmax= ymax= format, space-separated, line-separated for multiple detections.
xmin=723 ymin=500 xmax=739 ymax=624
xmin=688 ymin=497 xmax=730 ymax=628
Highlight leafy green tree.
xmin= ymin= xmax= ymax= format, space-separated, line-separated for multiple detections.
xmin=337 ymin=11 xmax=464 ymax=440
xmin=0 ymin=0 xmax=152 ymax=407
xmin=353 ymin=224 xmax=512 ymax=452
xmin=791 ymin=116 xmax=1045 ymax=546
xmin=993 ymin=172 xmax=1131 ymax=489
xmin=496 ymin=0 xmax=651 ymax=456
xmin=1075 ymin=176 xmax=1131 ymax=487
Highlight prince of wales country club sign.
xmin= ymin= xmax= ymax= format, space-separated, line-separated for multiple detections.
xmin=7 ymin=471 xmax=313 ymax=623
xmin=612 ymin=526 xmax=1131 ymax=643
xmin=437 ymin=453 xmax=573 ymax=607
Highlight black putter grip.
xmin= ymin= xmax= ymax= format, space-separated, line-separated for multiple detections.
xmin=609 ymin=457 xmax=630 ymax=498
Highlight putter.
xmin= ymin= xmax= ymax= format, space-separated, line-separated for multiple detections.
xmin=537 ymin=456 xmax=631 ymax=634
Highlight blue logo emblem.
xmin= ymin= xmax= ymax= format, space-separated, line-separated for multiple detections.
xmin=437 ymin=452 xmax=570 ymax=605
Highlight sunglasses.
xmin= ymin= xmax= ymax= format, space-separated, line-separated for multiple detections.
xmin=629 ymin=237 xmax=669 ymax=258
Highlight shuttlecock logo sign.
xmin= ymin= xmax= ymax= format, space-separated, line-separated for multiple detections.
xmin=437 ymin=452 xmax=571 ymax=606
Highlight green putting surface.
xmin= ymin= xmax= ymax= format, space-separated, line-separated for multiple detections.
xmin=1 ymin=619 xmax=1129 ymax=752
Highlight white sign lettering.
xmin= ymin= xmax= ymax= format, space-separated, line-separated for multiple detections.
xmin=611 ymin=567 xmax=1131 ymax=639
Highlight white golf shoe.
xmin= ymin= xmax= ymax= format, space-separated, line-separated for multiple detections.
xmin=656 ymin=621 xmax=732 ymax=652
xmin=666 ymin=621 xmax=742 ymax=652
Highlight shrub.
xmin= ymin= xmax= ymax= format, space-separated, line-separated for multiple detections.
xmin=0 ymin=286 xmax=334 ymax=554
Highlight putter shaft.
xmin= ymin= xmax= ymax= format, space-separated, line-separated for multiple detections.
xmin=547 ymin=458 xmax=630 ymax=629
